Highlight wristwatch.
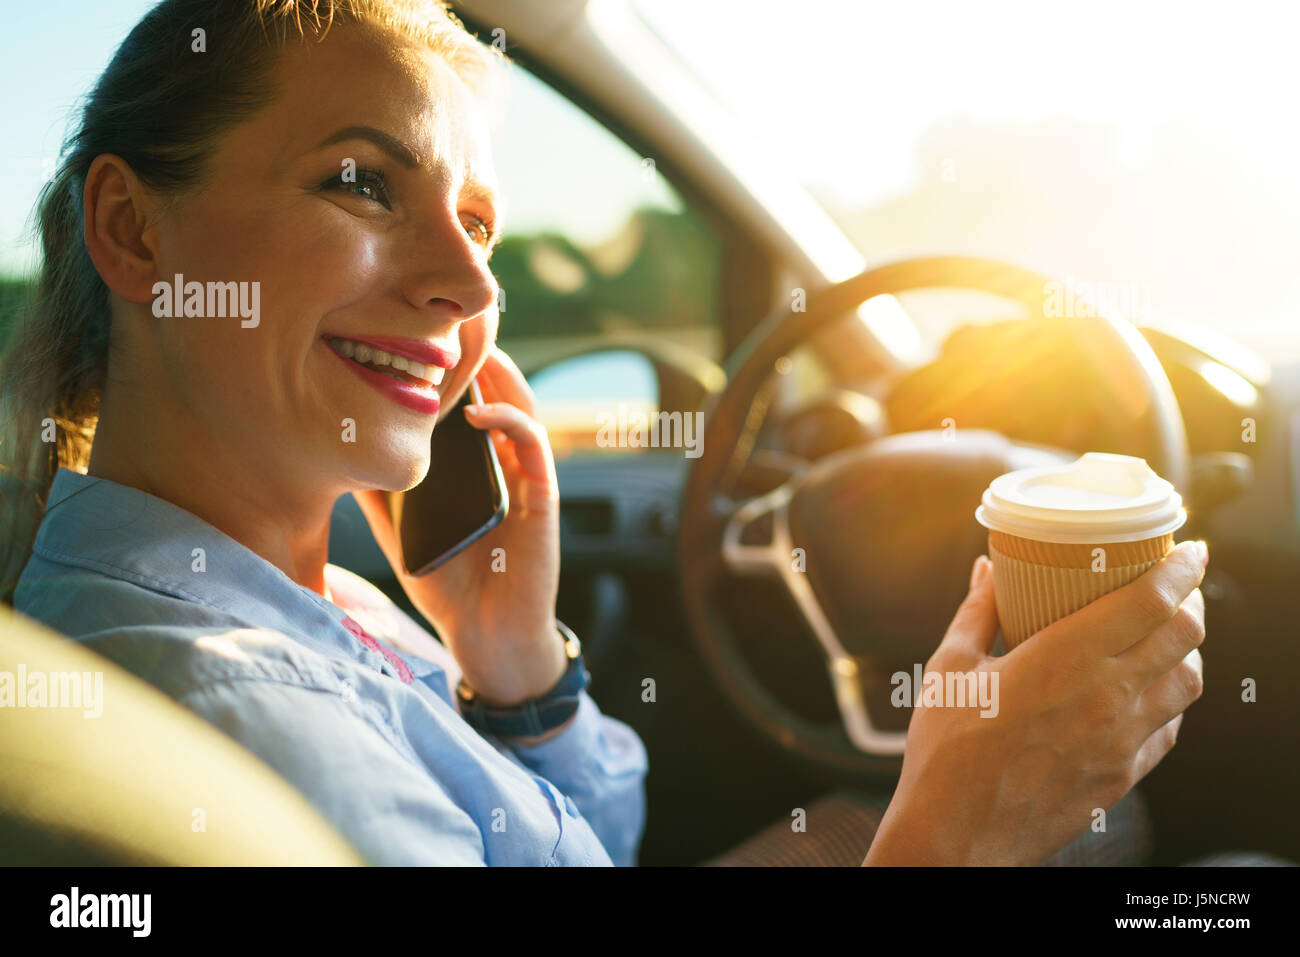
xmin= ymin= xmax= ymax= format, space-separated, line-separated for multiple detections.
xmin=455 ymin=619 xmax=590 ymax=738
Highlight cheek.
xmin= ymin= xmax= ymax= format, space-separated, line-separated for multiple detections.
xmin=442 ymin=309 xmax=496 ymax=406
xmin=460 ymin=308 xmax=496 ymax=371
xmin=256 ymin=211 xmax=386 ymax=317
xmin=161 ymin=188 xmax=385 ymax=326
xmin=146 ymin=185 xmax=466 ymax=482
xmin=155 ymin=193 xmax=387 ymax=387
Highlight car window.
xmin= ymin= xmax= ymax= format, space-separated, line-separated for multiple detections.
xmin=489 ymin=63 xmax=723 ymax=408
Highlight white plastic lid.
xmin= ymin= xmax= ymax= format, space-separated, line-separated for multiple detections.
xmin=975 ymin=452 xmax=1187 ymax=543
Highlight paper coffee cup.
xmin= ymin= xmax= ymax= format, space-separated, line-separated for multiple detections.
xmin=974 ymin=452 xmax=1187 ymax=649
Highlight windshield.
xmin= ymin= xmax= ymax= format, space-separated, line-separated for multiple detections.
xmin=636 ymin=0 xmax=1300 ymax=360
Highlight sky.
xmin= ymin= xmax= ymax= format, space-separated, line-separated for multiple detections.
xmin=1 ymin=1 xmax=160 ymax=275
xmin=636 ymin=0 xmax=1300 ymax=209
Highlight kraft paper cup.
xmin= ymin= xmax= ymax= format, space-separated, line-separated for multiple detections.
xmin=975 ymin=452 xmax=1187 ymax=650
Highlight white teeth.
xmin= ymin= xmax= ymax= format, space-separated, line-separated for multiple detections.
xmin=403 ymin=361 xmax=445 ymax=385
xmin=328 ymin=337 xmax=447 ymax=387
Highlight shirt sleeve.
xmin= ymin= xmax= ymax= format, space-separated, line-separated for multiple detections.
xmin=494 ymin=690 xmax=649 ymax=867
xmin=177 ymin=678 xmax=488 ymax=866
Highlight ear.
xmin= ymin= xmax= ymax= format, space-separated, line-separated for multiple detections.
xmin=82 ymin=154 xmax=165 ymax=305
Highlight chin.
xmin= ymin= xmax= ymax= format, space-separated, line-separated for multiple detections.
xmin=346 ymin=433 xmax=431 ymax=493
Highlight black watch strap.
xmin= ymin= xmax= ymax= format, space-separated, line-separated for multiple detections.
xmin=455 ymin=620 xmax=590 ymax=738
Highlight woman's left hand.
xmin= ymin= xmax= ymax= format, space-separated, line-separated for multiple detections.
xmin=354 ymin=346 xmax=565 ymax=707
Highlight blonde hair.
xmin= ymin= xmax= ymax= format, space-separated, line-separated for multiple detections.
xmin=0 ymin=0 xmax=502 ymax=602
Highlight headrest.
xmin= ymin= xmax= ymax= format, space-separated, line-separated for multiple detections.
xmin=0 ymin=604 xmax=363 ymax=864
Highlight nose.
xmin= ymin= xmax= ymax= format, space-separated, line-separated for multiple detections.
xmin=399 ymin=207 xmax=499 ymax=323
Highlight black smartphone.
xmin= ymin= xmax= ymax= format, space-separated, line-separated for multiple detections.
xmin=387 ymin=378 xmax=508 ymax=575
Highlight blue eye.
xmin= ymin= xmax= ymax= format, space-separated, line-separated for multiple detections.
xmin=325 ymin=168 xmax=391 ymax=209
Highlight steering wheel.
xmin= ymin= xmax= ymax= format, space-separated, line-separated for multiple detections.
xmin=677 ymin=256 xmax=1190 ymax=778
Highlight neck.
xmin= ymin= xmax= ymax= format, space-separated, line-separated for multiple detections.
xmin=87 ymin=378 xmax=339 ymax=598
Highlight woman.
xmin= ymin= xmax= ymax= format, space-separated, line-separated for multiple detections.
xmin=4 ymin=0 xmax=646 ymax=867
xmin=3 ymin=0 xmax=1207 ymax=867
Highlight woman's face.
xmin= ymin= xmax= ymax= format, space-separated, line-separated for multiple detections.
xmin=140 ymin=25 xmax=501 ymax=495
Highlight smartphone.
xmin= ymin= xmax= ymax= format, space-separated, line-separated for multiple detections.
xmin=386 ymin=378 xmax=508 ymax=575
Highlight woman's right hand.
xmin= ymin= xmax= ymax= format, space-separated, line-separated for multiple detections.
xmin=864 ymin=540 xmax=1208 ymax=866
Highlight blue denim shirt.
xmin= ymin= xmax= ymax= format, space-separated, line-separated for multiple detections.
xmin=15 ymin=467 xmax=649 ymax=865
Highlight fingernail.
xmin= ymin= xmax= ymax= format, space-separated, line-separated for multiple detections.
xmin=1196 ymin=540 xmax=1209 ymax=567
xmin=970 ymin=556 xmax=990 ymax=590
xmin=463 ymin=404 xmax=481 ymax=415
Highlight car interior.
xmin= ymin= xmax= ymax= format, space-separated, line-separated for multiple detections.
xmin=1 ymin=0 xmax=1296 ymax=867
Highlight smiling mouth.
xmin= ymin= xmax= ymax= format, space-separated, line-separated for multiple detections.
xmin=325 ymin=336 xmax=446 ymax=388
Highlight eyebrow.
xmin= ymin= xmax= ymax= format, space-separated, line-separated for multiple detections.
xmin=317 ymin=125 xmax=422 ymax=168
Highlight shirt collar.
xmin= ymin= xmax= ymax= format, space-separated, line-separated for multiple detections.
xmin=32 ymin=467 xmax=437 ymax=679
